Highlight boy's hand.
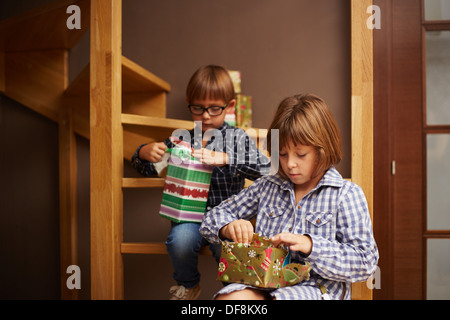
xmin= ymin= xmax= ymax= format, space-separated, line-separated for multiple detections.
xmin=220 ymin=219 xmax=254 ymax=244
xmin=271 ymin=233 xmax=313 ymax=255
xmin=192 ymin=148 xmax=228 ymax=167
xmin=138 ymin=142 xmax=167 ymax=163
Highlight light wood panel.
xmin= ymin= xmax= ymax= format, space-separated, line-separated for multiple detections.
xmin=351 ymin=0 xmax=374 ymax=300
xmin=89 ymin=0 xmax=124 ymax=300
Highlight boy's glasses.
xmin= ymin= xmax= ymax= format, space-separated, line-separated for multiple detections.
xmin=188 ymin=104 xmax=228 ymax=116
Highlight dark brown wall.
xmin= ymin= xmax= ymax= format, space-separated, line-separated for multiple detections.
xmin=0 ymin=95 xmax=60 ymax=299
xmin=121 ymin=0 xmax=351 ymax=176
xmin=0 ymin=0 xmax=350 ymax=299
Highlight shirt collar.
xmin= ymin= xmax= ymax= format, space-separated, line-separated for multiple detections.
xmin=190 ymin=122 xmax=232 ymax=148
xmin=265 ymin=166 xmax=343 ymax=191
xmin=191 ymin=122 xmax=232 ymax=136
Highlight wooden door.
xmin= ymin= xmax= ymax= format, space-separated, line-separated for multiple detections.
xmin=373 ymin=0 xmax=450 ymax=299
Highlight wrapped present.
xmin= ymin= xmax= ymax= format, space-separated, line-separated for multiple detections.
xmin=217 ymin=234 xmax=311 ymax=288
xmin=228 ymin=70 xmax=241 ymax=94
xmin=159 ymin=141 xmax=213 ymax=223
xmin=224 ymin=102 xmax=236 ymax=126
xmin=236 ymin=94 xmax=252 ymax=128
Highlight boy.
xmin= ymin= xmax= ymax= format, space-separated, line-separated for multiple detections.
xmin=132 ymin=65 xmax=270 ymax=299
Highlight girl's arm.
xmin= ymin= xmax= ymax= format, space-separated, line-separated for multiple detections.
xmin=303 ymin=184 xmax=379 ymax=283
xmin=271 ymin=233 xmax=313 ymax=256
xmin=199 ymin=179 xmax=262 ymax=244
xmin=282 ymin=184 xmax=378 ymax=283
xmin=220 ymin=219 xmax=254 ymax=244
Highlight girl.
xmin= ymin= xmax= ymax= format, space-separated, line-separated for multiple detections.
xmin=199 ymin=93 xmax=379 ymax=300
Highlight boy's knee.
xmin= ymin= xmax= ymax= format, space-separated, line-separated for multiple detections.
xmin=166 ymin=228 xmax=203 ymax=256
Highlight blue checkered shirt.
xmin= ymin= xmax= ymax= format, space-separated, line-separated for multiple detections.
xmin=131 ymin=122 xmax=271 ymax=209
xmin=199 ymin=167 xmax=379 ymax=300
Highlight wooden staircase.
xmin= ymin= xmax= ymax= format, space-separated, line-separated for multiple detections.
xmin=0 ymin=0 xmax=196 ymax=299
xmin=0 ymin=0 xmax=375 ymax=300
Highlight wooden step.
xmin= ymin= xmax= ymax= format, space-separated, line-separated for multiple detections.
xmin=122 ymin=177 xmax=165 ymax=188
xmin=0 ymin=0 xmax=89 ymax=52
xmin=121 ymin=242 xmax=212 ymax=255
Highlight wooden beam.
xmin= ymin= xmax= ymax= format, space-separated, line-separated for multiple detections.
xmin=351 ymin=0 xmax=374 ymax=300
xmin=0 ymin=51 xmax=4 ymax=92
xmin=59 ymin=87 xmax=79 ymax=300
xmin=90 ymin=0 xmax=124 ymax=300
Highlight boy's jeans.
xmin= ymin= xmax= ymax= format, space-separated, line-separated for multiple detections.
xmin=165 ymin=222 xmax=221 ymax=289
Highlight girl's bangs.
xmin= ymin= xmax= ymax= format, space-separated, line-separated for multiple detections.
xmin=278 ymin=117 xmax=315 ymax=150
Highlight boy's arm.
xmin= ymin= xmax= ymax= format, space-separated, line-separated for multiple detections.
xmin=131 ymin=138 xmax=173 ymax=176
xmin=226 ymin=128 xmax=271 ymax=180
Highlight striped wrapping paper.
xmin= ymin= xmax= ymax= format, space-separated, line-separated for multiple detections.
xmin=159 ymin=147 xmax=213 ymax=223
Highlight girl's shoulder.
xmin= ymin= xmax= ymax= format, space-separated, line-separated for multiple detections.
xmin=320 ymin=167 xmax=365 ymax=198
xmin=249 ymin=173 xmax=291 ymax=191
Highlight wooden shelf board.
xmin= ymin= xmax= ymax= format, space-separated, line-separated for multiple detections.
xmin=122 ymin=177 xmax=165 ymax=188
xmin=122 ymin=56 xmax=171 ymax=92
xmin=65 ymin=55 xmax=171 ymax=96
xmin=121 ymin=113 xmax=194 ymax=130
xmin=121 ymin=242 xmax=212 ymax=255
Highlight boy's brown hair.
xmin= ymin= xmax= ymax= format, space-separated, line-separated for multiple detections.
xmin=267 ymin=94 xmax=343 ymax=178
xmin=186 ymin=65 xmax=235 ymax=104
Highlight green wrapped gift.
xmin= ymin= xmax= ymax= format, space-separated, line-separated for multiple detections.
xmin=235 ymin=94 xmax=252 ymax=128
xmin=217 ymin=234 xmax=311 ymax=289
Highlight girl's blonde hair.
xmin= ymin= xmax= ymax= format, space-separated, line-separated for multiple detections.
xmin=186 ymin=65 xmax=235 ymax=103
xmin=267 ymin=94 xmax=342 ymax=177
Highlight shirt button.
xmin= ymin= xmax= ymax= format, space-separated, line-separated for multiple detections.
xmin=316 ymin=218 xmax=321 ymax=224
xmin=270 ymin=212 xmax=274 ymax=217
xmin=289 ymin=227 xmax=293 ymax=231
xmin=297 ymin=205 xmax=301 ymax=209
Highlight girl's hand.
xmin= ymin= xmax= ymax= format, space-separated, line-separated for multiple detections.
xmin=220 ymin=219 xmax=254 ymax=244
xmin=192 ymin=148 xmax=228 ymax=167
xmin=138 ymin=142 xmax=167 ymax=163
xmin=271 ymin=233 xmax=313 ymax=255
